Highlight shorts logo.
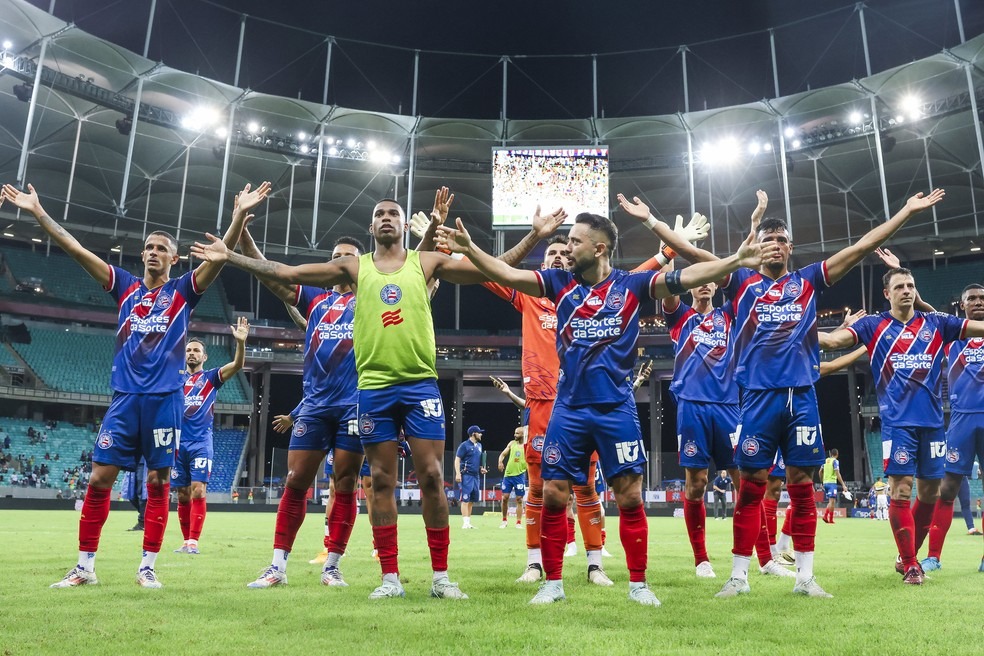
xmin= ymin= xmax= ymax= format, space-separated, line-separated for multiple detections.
xmin=544 ymin=446 xmax=562 ymax=465
xmin=531 ymin=435 xmax=545 ymax=452
xmin=893 ymin=448 xmax=910 ymax=465
xmin=170 ymin=469 xmax=178 ymax=479
xmin=381 ymin=309 xmax=403 ymax=327
xmin=156 ymin=291 xmax=172 ymax=310
xmin=741 ymin=437 xmax=760 ymax=457
xmin=785 ymin=282 xmax=800 ymax=297
xmin=682 ymin=441 xmax=698 ymax=458
xmin=380 ymin=284 xmax=402 ymax=305
xmin=918 ymin=329 xmax=932 ymax=343
xmin=930 ymin=441 xmax=945 ymax=459
xmin=359 ymin=414 xmax=375 ymax=435
xmin=97 ymin=431 xmax=113 ymax=449
xmin=605 ymin=291 xmax=625 ymax=310
xmin=326 ymin=451 xmax=334 ymax=466
xmin=776 ymin=455 xmax=786 ymax=470
xmin=293 ymin=420 xmax=307 ymax=436
xmin=945 ymin=447 xmax=960 ymax=464
xmin=795 ymin=426 xmax=818 ymax=446
xmin=516 ymin=484 xmax=525 ymax=492
xmin=614 ymin=440 xmax=641 ymax=465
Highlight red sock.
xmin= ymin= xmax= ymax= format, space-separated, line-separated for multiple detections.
xmin=927 ymin=498 xmax=955 ymax=560
xmin=683 ymin=498 xmax=709 ymax=566
xmin=787 ymin=482 xmax=817 ymax=553
xmin=780 ymin=503 xmax=793 ymax=538
xmin=732 ymin=479 xmax=766 ymax=557
xmin=189 ymin=497 xmax=206 ymax=541
xmin=273 ymin=486 xmax=308 ymax=552
xmin=566 ymin=515 xmax=576 ymax=545
xmin=142 ymin=482 xmax=170 ymax=554
xmin=78 ymin=485 xmax=112 ymax=553
xmin=911 ymin=498 xmax=934 ymax=554
xmin=177 ymin=501 xmax=191 ymax=541
xmin=601 ymin=528 xmax=607 ymax=546
xmin=763 ymin=497 xmax=778 ymax=545
xmin=326 ymin=492 xmax=357 ymax=554
xmin=541 ymin=505 xmax=568 ymax=581
xmin=890 ymin=498 xmax=918 ymax=568
xmin=426 ymin=526 xmax=450 ymax=572
xmin=372 ymin=524 xmax=399 ymax=575
xmin=618 ymin=503 xmax=648 ymax=583
xmin=755 ymin=503 xmax=772 ymax=567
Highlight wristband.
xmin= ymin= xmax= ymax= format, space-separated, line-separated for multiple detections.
xmin=664 ymin=269 xmax=686 ymax=295
xmin=643 ymin=215 xmax=659 ymax=230
xmin=655 ymin=243 xmax=677 ymax=266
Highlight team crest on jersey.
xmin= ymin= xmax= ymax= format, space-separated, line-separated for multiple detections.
xmin=785 ymin=282 xmax=800 ymax=297
xmin=683 ymin=441 xmax=698 ymax=458
xmin=359 ymin=414 xmax=375 ymax=435
xmin=156 ymin=291 xmax=172 ymax=310
xmin=543 ymin=445 xmax=562 ymax=465
xmin=605 ymin=291 xmax=625 ymax=310
xmin=347 ymin=298 xmax=357 ymax=311
xmin=531 ymin=435 xmax=545 ymax=452
xmin=194 ymin=377 xmax=205 ymax=389
xmin=712 ymin=314 xmax=725 ymax=328
xmin=945 ymin=448 xmax=960 ymax=464
xmin=292 ymin=420 xmax=307 ymax=436
xmin=741 ymin=437 xmax=760 ymax=457
xmin=97 ymin=431 xmax=113 ymax=449
xmin=893 ymin=448 xmax=910 ymax=465
xmin=380 ymin=284 xmax=402 ymax=305
xmin=918 ymin=329 xmax=932 ymax=343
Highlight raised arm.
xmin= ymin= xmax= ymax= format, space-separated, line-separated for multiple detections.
xmin=1 ymin=184 xmax=110 ymax=288
xmin=873 ymin=247 xmax=936 ymax=312
xmin=651 ymin=232 xmax=779 ymax=299
xmin=413 ymin=186 xmax=455 ymax=252
xmin=632 ymin=360 xmax=654 ymax=391
xmin=616 ymin=194 xmax=713 ymax=263
xmin=819 ymin=345 xmax=867 ymax=377
xmin=825 ymin=189 xmax=945 ymax=284
xmin=490 ymin=376 xmax=525 ymax=409
xmin=434 ymin=219 xmax=543 ymax=295
xmin=749 ymin=189 xmax=768 ymax=238
xmin=239 ymin=224 xmax=298 ymax=305
xmin=218 ymin=316 xmax=250 ymax=381
xmin=498 ymin=206 xmax=568 ymax=266
xmin=193 ymin=182 xmax=271 ymax=291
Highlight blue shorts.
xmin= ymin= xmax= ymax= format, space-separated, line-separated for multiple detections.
xmin=735 ymin=387 xmax=825 ymax=470
xmin=171 ymin=440 xmax=212 ymax=487
xmin=677 ymin=399 xmax=738 ymax=470
xmin=290 ymin=404 xmax=362 ymax=455
xmin=501 ymin=473 xmax=527 ymax=497
xmin=595 ymin=469 xmax=607 ymax=495
xmin=823 ymin=483 xmax=838 ymax=500
xmin=323 ymin=450 xmax=334 ymax=477
xmin=460 ymin=473 xmax=480 ymax=502
xmin=944 ymin=412 xmax=984 ymax=477
xmin=541 ymin=397 xmax=647 ymax=486
xmin=357 ymin=379 xmax=446 ymax=444
xmin=95 ymin=390 xmax=183 ymax=471
xmin=882 ymin=424 xmax=945 ymax=479
xmin=360 ymin=458 xmax=371 ymax=478
xmin=769 ymin=449 xmax=787 ymax=479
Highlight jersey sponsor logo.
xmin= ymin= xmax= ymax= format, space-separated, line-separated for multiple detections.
xmin=766 ymin=287 xmax=783 ymax=300
xmin=741 ymin=437 xmax=760 ymax=457
xmin=531 ymin=435 xmax=545 ymax=452
xmin=586 ymin=295 xmax=604 ymax=308
xmin=605 ymin=291 xmax=625 ymax=310
xmin=614 ymin=440 xmax=641 ymax=464
xmin=785 ymin=282 xmax=800 ymax=296
xmin=757 ymin=302 xmax=803 ymax=323
xmin=682 ymin=440 xmax=698 ymax=458
xmin=317 ymin=321 xmax=354 ymax=340
xmin=900 ymin=331 xmax=914 ymax=341
xmin=945 ymin=447 xmax=960 ymax=464
xmin=539 ymin=312 xmax=557 ymax=330
xmin=381 ymin=309 xmax=403 ymax=327
xmin=156 ymin=291 xmax=172 ymax=310
xmin=889 ymin=352 xmax=932 ymax=369
xmin=380 ymin=284 xmax=402 ymax=305
xmin=359 ymin=414 xmax=375 ymax=435
xmin=129 ymin=313 xmax=173 ymax=334
xmin=971 ymin=338 xmax=984 ymax=346
xmin=918 ymin=329 xmax=933 ymax=343
xmin=570 ymin=315 xmax=623 ymax=340
xmin=97 ymin=431 xmax=113 ymax=449
xmin=293 ymin=420 xmax=307 ymax=436
xmin=893 ymin=448 xmax=910 ymax=465
xmin=544 ymin=445 xmax=562 ymax=465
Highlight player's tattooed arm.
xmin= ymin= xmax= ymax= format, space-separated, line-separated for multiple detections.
xmin=192 ymin=235 xmax=355 ymax=288
xmin=499 ymin=206 xmax=568 ymax=266
xmin=239 ymin=224 xmax=298 ymax=304
xmin=1 ymin=183 xmax=111 ymax=288
xmin=435 ymin=219 xmax=543 ymax=294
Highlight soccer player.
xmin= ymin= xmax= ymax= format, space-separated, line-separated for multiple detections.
xmin=0 ymin=180 xmax=268 ymax=588
xmin=621 ymin=187 xmax=946 ymax=597
xmin=923 ymin=283 xmax=984 ymax=571
xmin=819 ymin=449 xmax=847 ymax=525
xmin=192 ymin=193 xmax=563 ymax=599
xmin=498 ymin=427 xmax=528 ymax=529
xmin=173 ymin=317 xmax=250 ymax=554
xmin=436 ymin=210 xmax=778 ymax=606
xmin=822 ymin=269 xmax=984 ymax=584
xmin=455 ymin=425 xmax=487 ymax=529
xmin=236 ymin=225 xmax=366 ymax=589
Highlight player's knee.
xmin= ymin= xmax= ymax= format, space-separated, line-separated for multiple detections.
xmin=191 ymin=482 xmax=206 ymax=499
xmin=333 ymin=472 xmax=357 ymax=494
xmin=177 ymin=488 xmax=191 ymax=504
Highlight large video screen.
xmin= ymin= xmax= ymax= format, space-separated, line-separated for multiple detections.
xmin=492 ymin=146 xmax=609 ymax=228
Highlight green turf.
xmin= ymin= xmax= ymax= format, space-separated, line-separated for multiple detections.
xmin=1 ymin=509 xmax=982 ymax=655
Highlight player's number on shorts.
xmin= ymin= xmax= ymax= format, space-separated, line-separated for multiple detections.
xmin=153 ymin=428 xmax=177 ymax=449
xmin=419 ymin=398 xmax=443 ymax=418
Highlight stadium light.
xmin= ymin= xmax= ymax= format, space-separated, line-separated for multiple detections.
xmin=791 ymin=139 xmax=802 ymax=148
xmin=328 ymin=146 xmax=338 ymax=156
xmin=933 ymin=248 xmax=944 ymax=255
xmin=2 ymin=40 xmax=11 ymax=49
xmin=110 ymin=245 xmax=121 ymax=253
xmin=748 ymin=142 xmax=761 ymax=155
xmin=848 ymin=111 xmax=862 ymax=125
xmin=31 ymin=237 xmax=42 ymax=243
xmin=346 ymin=138 xmax=356 ymax=148
xmin=784 ymin=127 xmax=795 ymax=138
xmin=901 ymin=95 xmax=922 ymax=120
xmin=970 ymin=245 xmax=981 ymax=252
xmin=180 ymin=106 xmax=220 ymax=132
xmin=367 ymin=140 xmax=377 ymax=150
xmin=246 ymin=121 xmax=259 ymax=134
xmin=391 ymin=154 xmax=401 ymax=165
xmin=299 ymin=144 xmax=310 ymax=154
xmin=297 ymin=131 xmax=307 ymax=142
xmin=762 ymin=142 xmax=772 ymax=152
xmin=3 ymin=232 xmax=14 ymax=238
xmin=215 ymin=126 xmax=228 ymax=139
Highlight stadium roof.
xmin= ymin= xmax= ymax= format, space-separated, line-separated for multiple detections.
xmin=1 ymin=0 xmax=983 ymax=265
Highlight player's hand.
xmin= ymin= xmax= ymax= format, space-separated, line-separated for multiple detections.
xmin=637 ymin=359 xmax=653 ymax=381
xmin=673 ymin=212 xmax=709 ymax=243
xmin=432 ymin=186 xmax=454 ymax=225
xmin=480 ymin=467 xmax=488 ymax=475
xmin=874 ymin=247 xmax=901 ymax=269
xmin=904 ymin=188 xmax=944 ymax=214
xmin=735 ymin=231 xmax=780 ymax=268
xmin=490 ymin=376 xmax=511 ymax=394
xmin=231 ymin=316 xmax=250 ymax=342
xmin=455 ymin=472 xmax=461 ymax=482
xmin=498 ymin=462 xmax=505 ymax=472
xmin=272 ymin=414 xmax=293 ymax=434
xmin=234 ymin=182 xmax=272 ymax=214
xmin=1 ymin=183 xmax=44 ymax=216
xmin=409 ymin=211 xmax=430 ymax=239
xmin=434 ymin=218 xmax=473 ymax=254
xmin=531 ymin=205 xmax=568 ymax=239
xmin=190 ymin=233 xmax=231 ymax=263
xmin=616 ymin=193 xmax=652 ymax=221
xmin=750 ymin=189 xmax=768 ymax=232
xmin=837 ymin=309 xmax=866 ymax=331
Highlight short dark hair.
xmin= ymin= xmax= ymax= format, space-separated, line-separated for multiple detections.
xmin=146 ymin=230 xmax=178 ymax=253
xmin=546 ymin=235 xmax=567 ymax=247
xmin=373 ymin=198 xmax=404 ymax=217
xmin=882 ymin=266 xmax=913 ymax=289
xmin=829 ymin=448 xmax=838 ymax=457
xmin=756 ymin=217 xmax=788 ymax=238
xmin=334 ymin=236 xmax=366 ymax=254
xmin=962 ymin=283 xmax=984 ymax=296
xmin=187 ymin=337 xmax=207 ymax=353
xmin=574 ymin=212 xmax=618 ymax=252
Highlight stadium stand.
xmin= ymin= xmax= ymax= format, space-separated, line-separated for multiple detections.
xmin=11 ymin=328 xmax=114 ymax=396
xmin=866 ymin=431 xmax=883 ymax=483
xmin=0 ymin=417 xmax=97 ymax=490
xmin=209 ymin=427 xmax=249 ymax=493
xmin=0 ymin=343 xmax=22 ymax=369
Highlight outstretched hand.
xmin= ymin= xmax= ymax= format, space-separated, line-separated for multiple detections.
xmin=673 ymin=212 xmax=709 ymax=243
xmin=735 ymin=230 xmax=781 ymax=268
xmin=432 ymin=186 xmax=454 ymax=225
xmin=750 ymin=189 xmax=768 ymax=232
xmin=271 ymin=414 xmax=293 ymax=434
xmin=235 ymin=181 xmax=272 ymax=214
xmin=904 ymin=188 xmax=944 ymax=214
xmin=409 ymin=211 xmax=430 ymax=239
xmin=874 ymin=247 xmax=900 ymax=269
xmin=531 ymin=205 xmax=568 ymax=239
xmin=190 ymin=233 xmax=231 ymax=263
xmin=616 ymin=193 xmax=652 ymax=221
xmin=230 ymin=316 xmax=251 ymax=342
xmin=435 ymin=218 xmax=473 ymax=254
xmin=490 ymin=376 xmax=511 ymax=394
xmin=837 ymin=309 xmax=867 ymax=331
xmin=1 ymin=183 xmax=43 ymax=215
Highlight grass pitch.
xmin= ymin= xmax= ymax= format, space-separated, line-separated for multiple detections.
xmin=1 ymin=508 xmax=982 ymax=655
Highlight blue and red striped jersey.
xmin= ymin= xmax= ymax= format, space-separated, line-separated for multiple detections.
xmin=946 ymin=336 xmax=984 ymax=414
xmin=182 ymin=367 xmax=223 ymax=444
xmin=664 ymin=300 xmax=738 ymax=404
xmin=295 ymin=285 xmax=357 ymax=409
